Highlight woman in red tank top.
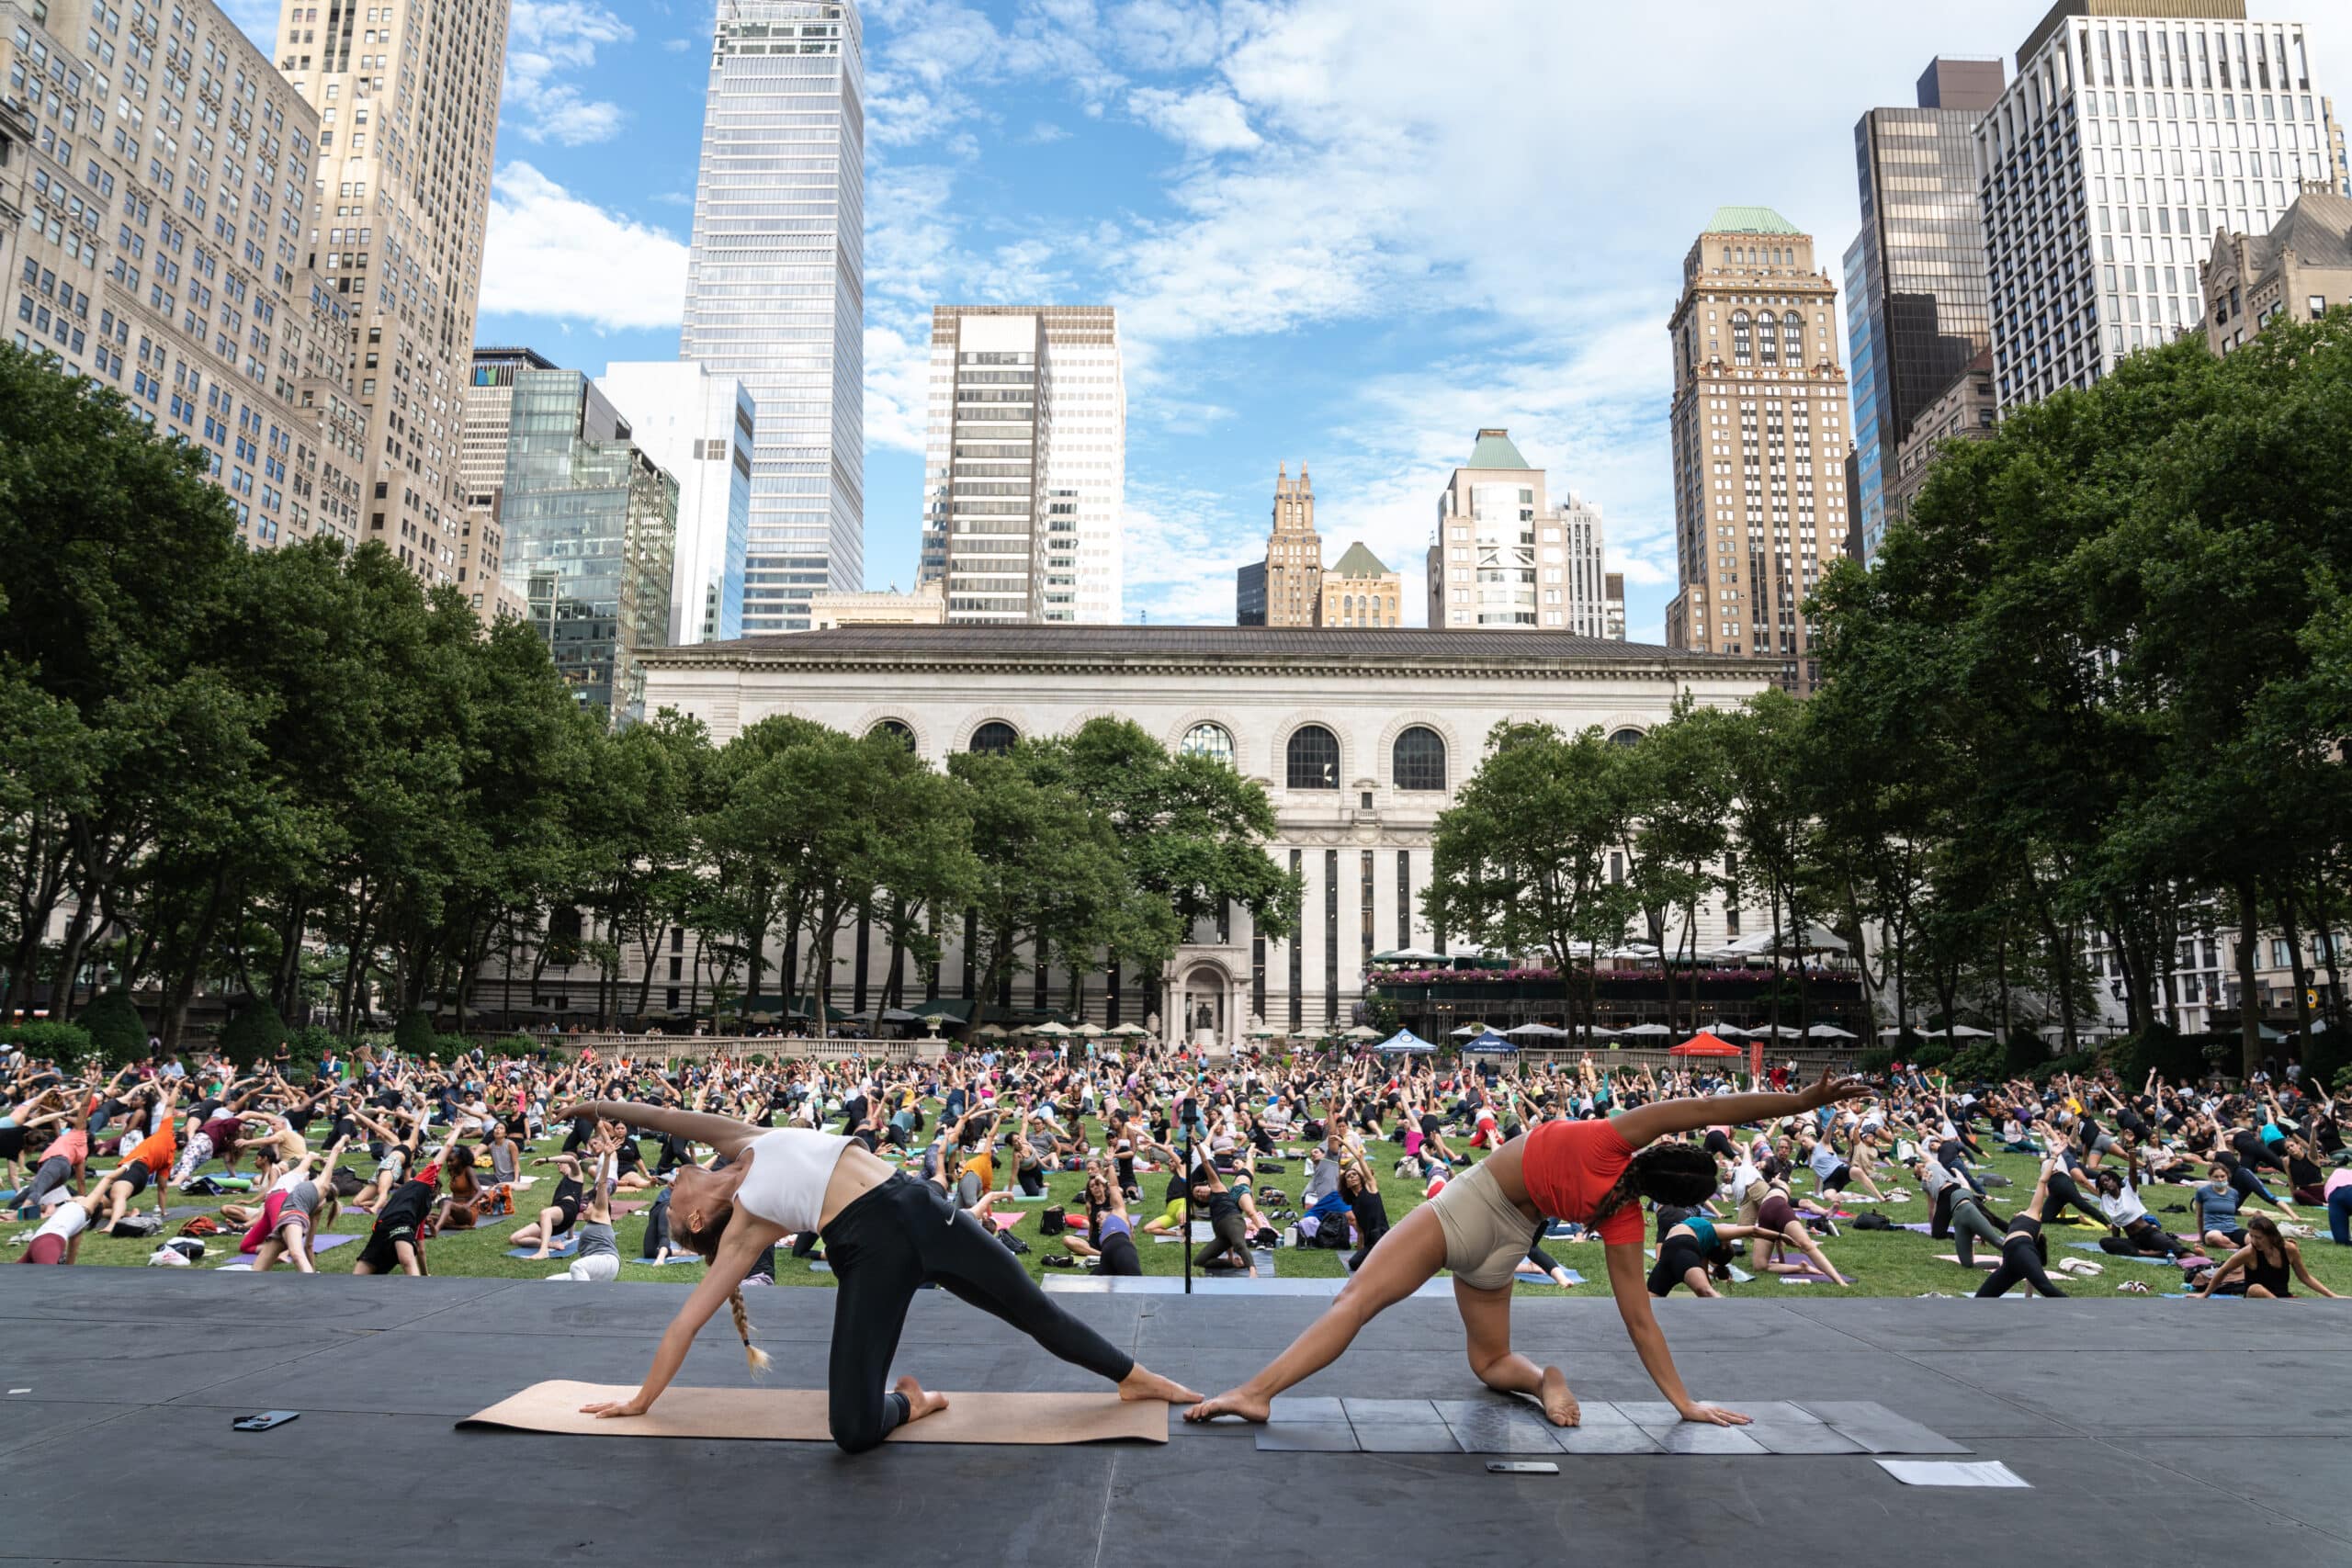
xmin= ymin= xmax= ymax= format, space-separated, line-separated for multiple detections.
xmin=1184 ymin=1068 xmax=1872 ymax=1430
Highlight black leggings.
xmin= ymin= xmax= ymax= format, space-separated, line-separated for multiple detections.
xmin=2041 ymin=1169 xmax=2109 ymax=1229
xmin=1196 ymin=1209 xmax=1252 ymax=1269
xmin=1974 ymin=1220 xmax=2065 ymax=1298
xmin=1950 ymin=1197 xmax=2007 ymax=1268
xmin=820 ymin=1175 xmax=1134 ymax=1452
xmin=1098 ymin=1227 xmax=1142 ymax=1276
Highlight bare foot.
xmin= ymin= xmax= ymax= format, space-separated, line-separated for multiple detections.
xmin=895 ymin=1375 xmax=950 ymax=1424
xmin=1118 ymin=1365 xmax=1204 ymax=1404
xmin=1182 ymin=1387 xmax=1270 ymax=1424
xmin=1537 ymin=1365 xmax=1581 ymax=1427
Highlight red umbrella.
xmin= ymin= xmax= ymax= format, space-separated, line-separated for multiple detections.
xmin=1668 ymin=1032 xmax=1742 ymax=1057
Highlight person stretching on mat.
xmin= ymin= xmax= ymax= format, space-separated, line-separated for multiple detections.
xmin=1646 ymin=1211 xmax=1778 ymax=1298
xmin=1973 ymin=1167 xmax=2069 ymax=1298
xmin=553 ymin=1095 xmax=1200 ymax=1452
xmin=1184 ymin=1068 xmax=1875 ymax=1428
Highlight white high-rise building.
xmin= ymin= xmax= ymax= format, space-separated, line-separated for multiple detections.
xmin=1424 ymin=430 xmax=1611 ymax=636
xmin=597 ymin=363 xmax=754 ymax=645
xmin=681 ymin=0 xmax=865 ymax=634
xmin=917 ymin=306 xmax=1125 ymax=624
xmin=1976 ymin=2 xmax=2342 ymax=412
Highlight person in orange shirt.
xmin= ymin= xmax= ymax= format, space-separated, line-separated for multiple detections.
xmin=94 ymin=1084 xmax=180 ymax=1230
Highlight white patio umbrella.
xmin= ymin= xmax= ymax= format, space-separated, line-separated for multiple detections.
xmin=1342 ymin=1025 xmax=1381 ymax=1040
xmin=1805 ymin=1023 xmax=1858 ymax=1039
xmin=1030 ymin=1021 xmax=1073 ymax=1037
xmin=1616 ymin=1022 xmax=1672 ymax=1037
xmin=1943 ymin=1024 xmax=1995 ymax=1039
xmin=1107 ymin=1022 xmax=1148 ymax=1037
xmin=1449 ymin=1022 xmax=1488 ymax=1038
xmin=1694 ymin=1021 xmax=1748 ymax=1037
xmin=1372 ymin=947 xmax=1449 ymax=964
xmin=1074 ymin=1022 xmax=1104 ymax=1037
xmin=1504 ymin=1022 xmax=1569 ymax=1039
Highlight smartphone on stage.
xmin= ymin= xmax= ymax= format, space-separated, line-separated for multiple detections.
xmin=232 ymin=1411 xmax=300 ymax=1431
xmin=1485 ymin=1461 xmax=1557 ymax=1474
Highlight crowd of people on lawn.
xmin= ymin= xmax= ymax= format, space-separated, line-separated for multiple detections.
xmin=4 ymin=1033 xmax=2348 ymax=1305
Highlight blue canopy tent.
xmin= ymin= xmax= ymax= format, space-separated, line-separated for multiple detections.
xmin=1462 ymin=1029 xmax=1518 ymax=1054
xmin=1374 ymin=1029 xmax=1434 ymax=1055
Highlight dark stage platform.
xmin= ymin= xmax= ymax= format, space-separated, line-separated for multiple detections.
xmin=3 ymin=1269 xmax=2347 ymax=1567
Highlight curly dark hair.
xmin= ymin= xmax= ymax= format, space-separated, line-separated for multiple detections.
xmin=1627 ymin=1142 xmax=1721 ymax=1209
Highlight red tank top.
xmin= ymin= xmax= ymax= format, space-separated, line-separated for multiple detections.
xmin=1521 ymin=1119 xmax=1642 ymax=1245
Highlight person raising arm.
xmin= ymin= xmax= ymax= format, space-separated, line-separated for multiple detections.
xmin=1184 ymin=1069 xmax=1874 ymax=1429
xmin=551 ymin=1096 xmax=1199 ymax=1453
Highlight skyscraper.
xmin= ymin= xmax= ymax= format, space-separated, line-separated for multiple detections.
xmin=1664 ymin=209 xmax=1852 ymax=695
xmin=597 ymin=362 xmax=754 ymax=645
xmin=1845 ymin=57 xmax=2006 ymax=563
xmin=496 ymin=368 xmax=676 ymax=725
xmin=916 ymin=305 xmax=1125 ymax=624
xmin=1976 ymin=3 xmax=2342 ymax=412
xmin=458 ymin=345 xmax=556 ymax=622
xmin=1424 ymin=430 xmax=1611 ymax=635
xmin=683 ymin=0 xmax=865 ymax=634
xmin=1241 ymin=464 xmax=1322 ymax=627
xmin=273 ymin=0 xmax=509 ymax=592
xmin=2 ymin=0 xmax=361 ymax=552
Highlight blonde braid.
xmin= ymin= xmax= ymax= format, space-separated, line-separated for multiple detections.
xmin=729 ymin=1287 xmax=773 ymax=1374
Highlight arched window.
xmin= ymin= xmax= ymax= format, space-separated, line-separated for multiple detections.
xmin=1392 ymin=726 xmax=1447 ymax=791
xmin=967 ymin=720 xmax=1019 ymax=755
xmin=1180 ymin=721 xmax=1234 ymax=767
xmin=1608 ymin=727 xmax=1645 ymax=748
xmin=868 ymin=719 xmax=916 ymax=751
xmin=1731 ymin=311 xmax=1752 ymax=365
xmin=1757 ymin=310 xmax=1779 ymax=365
xmin=1781 ymin=316 xmax=1803 ymax=362
xmin=1286 ymin=725 xmax=1340 ymax=790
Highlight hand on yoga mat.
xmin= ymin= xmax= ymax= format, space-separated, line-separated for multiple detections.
xmin=1679 ymin=1402 xmax=1751 ymax=1427
xmin=580 ymin=1395 xmax=651 ymax=1419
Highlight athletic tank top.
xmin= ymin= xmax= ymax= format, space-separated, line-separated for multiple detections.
xmin=731 ymin=1127 xmax=856 ymax=1235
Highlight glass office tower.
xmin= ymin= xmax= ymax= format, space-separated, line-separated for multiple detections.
xmin=499 ymin=370 xmax=677 ymax=724
xmin=681 ymin=0 xmax=865 ymax=634
xmin=1844 ymin=57 xmax=2005 ymax=562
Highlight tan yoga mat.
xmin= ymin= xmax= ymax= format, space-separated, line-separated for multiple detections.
xmin=458 ymin=1382 xmax=1170 ymax=1446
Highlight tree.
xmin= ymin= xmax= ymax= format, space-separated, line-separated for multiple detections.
xmin=1427 ymin=722 xmax=1633 ymax=1042
xmin=1060 ymin=717 xmax=1297 ymax=1015
xmin=949 ymin=742 xmax=1155 ymax=1028
xmin=1611 ymin=697 xmax=1735 ymax=1038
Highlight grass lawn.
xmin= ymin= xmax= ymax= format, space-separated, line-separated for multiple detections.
xmin=28 ymin=1112 xmax=2352 ymax=1301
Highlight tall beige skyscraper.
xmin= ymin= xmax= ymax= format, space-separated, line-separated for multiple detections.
xmin=1236 ymin=464 xmax=1321 ymax=626
xmin=271 ymin=0 xmax=508 ymax=592
xmin=1665 ymin=209 xmax=1852 ymax=694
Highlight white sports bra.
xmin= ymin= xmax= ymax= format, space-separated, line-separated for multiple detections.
xmin=730 ymin=1127 xmax=855 ymax=1235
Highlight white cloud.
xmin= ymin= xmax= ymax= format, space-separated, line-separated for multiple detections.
xmin=505 ymin=0 xmax=633 ymax=144
xmin=1120 ymin=481 xmax=1262 ymax=626
xmin=1126 ymin=86 xmax=1261 ymax=152
xmin=663 ymin=36 xmax=691 ymax=51
xmin=1025 ymin=120 xmax=1072 ymax=143
xmin=480 ymin=164 xmax=689 ymax=331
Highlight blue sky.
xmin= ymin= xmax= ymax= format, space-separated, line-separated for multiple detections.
xmin=224 ymin=1 xmax=2343 ymax=637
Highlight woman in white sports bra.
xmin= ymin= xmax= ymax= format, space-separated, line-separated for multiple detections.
xmin=555 ymin=1096 xmax=1200 ymax=1450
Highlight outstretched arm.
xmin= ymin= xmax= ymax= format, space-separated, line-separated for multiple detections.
xmin=555 ymin=1098 xmax=763 ymax=1160
xmin=1610 ymin=1069 xmax=1873 ymax=1149
xmin=1603 ymin=1244 xmax=1747 ymax=1425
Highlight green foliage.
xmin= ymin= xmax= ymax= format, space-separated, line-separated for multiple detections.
xmin=1855 ymin=1048 xmax=1894 ymax=1076
xmin=1 ymin=1021 xmax=94 ymax=1061
xmin=2002 ymin=1028 xmax=2050 ymax=1077
xmin=1946 ymin=1041 xmax=2006 ymax=1083
xmin=217 ymin=996 xmax=288 ymax=1070
xmin=393 ymin=1010 xmax=437 ymax=1056
xmin=79 ymin=989 xmax=148 ymax=1067
xmin=2109 ymin=1024 xmax=2202 ymax=1085
xmin=2334 ymin=1064 xmax=2352 ymax=1093
xmin=284 ymin=1025 xmax=344 ymax=1073
xmin=1810 ymin=313 xmax=2352 ymax=1071
xmin=1908 ymin=1040 xmax=1954 ymax=1070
